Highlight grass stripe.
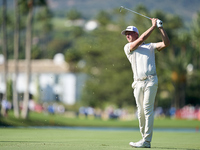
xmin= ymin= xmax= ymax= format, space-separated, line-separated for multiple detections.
xmin=0 ymin=128 xmax=200 ymax=150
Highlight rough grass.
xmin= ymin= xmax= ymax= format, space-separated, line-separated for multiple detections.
xmin=1 ymin=111 xmax=200 ymax=129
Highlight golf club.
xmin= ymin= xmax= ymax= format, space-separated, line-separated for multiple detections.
xmin=119 ymin=6 xmax=151 ymax=20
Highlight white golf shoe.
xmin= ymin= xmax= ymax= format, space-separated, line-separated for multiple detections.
xmin=129 ymin=139 xmax=151 ymax=148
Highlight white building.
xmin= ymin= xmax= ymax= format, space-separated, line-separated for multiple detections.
xmin=0 ymin=54 xmax=86 ymax=105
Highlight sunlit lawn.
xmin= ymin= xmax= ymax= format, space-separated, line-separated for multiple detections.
xmin=0 ymin=128 xmax=200 ymax=150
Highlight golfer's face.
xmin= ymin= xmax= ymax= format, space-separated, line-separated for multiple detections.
xmin=125 ymin=31 xmax=138 ymax=42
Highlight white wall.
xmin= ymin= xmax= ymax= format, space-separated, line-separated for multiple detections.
xmin=0 ymin=73 xmax=79 ymax=105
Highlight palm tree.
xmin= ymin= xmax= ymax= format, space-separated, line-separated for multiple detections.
xmin=18 ymin=0 xmax=50 ymax=119
xmin=13 ymin=0 xmax=20 ymax=118
xmin=21 ymin=0 xmax=34 ymax=119
xmin=1 ymin=0 xmax=8 ymax=117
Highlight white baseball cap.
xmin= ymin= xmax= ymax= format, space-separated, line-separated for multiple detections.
xmin=121 ymin=26 xmax=139 ymax=35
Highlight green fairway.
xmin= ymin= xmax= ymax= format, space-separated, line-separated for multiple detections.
xmin=0 ymin=128 xmax=200 ymax=150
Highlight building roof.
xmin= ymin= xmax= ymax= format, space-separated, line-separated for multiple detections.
xmin=0 ymin=59 xmax=70 ymax=73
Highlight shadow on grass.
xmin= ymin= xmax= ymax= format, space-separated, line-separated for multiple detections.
xmin=0 ymin=112 xmax=63 ymax=127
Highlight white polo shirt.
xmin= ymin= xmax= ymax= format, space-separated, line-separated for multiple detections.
xmin=124 ymin=43 xmax=157 ymax=81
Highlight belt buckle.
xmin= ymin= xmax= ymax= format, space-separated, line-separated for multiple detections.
xmin=141 ymin=76 xmax=147 ymax=81
xmin=143 ymin=77 xmax=147 ymax=80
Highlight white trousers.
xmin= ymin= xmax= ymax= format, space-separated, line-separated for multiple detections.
xmin=133 ymin=76 xmax=158 ymax=142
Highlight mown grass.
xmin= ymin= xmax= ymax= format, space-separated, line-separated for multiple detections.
xmin=0 ymin=128 xmax=200 ymax=150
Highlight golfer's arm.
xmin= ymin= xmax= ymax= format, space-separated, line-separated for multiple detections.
xmin=130 ymin=25 xmax=156 ymax=52
xmin=156 ymin=27 xmax=170 ymax=51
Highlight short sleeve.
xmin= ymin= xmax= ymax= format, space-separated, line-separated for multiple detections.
xmin=151 ymin=43 xmax=157 ymax=50
xmin=124 ymin=43 xmax=131 ymax=55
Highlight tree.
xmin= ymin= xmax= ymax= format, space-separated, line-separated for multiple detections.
xmin=33 ymin=5 xmax=53 ymax=58
xmin=21 ymin=0 xmax=34 ymax=119
xmin=13 ymin=0 xmax=20 ymax=118
xmin=185 ymin=11 xmax=200 ymax=105
xmin=66 ymin=8 xmax=82 ymax=20
xmin=80 ymin=30 xmax=133 ymax=108
xmin=96 ymin=10 xmax=111 ymax=26
xmin=191 ymin=11 xmax=200 ymax=69
xmin=21 ymin=0 xmax=49 ymax=119
xmin=1 ymin=0 xmax=8 ymax=117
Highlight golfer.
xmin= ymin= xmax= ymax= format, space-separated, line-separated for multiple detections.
xmin=121 ymin=18 xmax=170 ymax=148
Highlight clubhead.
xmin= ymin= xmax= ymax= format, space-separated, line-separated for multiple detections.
xmin=119 ymin=6 xmax=124 ymax=12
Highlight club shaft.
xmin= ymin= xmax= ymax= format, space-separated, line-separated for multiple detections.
xmin=120 ymin=6 xmax=151 ymax=20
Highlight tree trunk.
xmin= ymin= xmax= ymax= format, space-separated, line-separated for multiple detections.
xmin=1 ymin=0 xmax=8 ymax=117
xmin=13 ymin=0 xmax=20 ymax=118
xmin=21 ymin=0 xmax=34 ymax=119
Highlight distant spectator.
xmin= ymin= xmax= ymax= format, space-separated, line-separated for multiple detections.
xmin=169 ymin=107 xmax=176 ymax=117
xmin=154 ymin=107 xmax=164 ymax=118
xmin=57 ymin=105 xmax=65 ymax=114
xmin=48 ymin=105 xmax=55 ymax=114
xmin=28 ymin=99 xmax=35 ymax=111
xmin=1 ymin=99 xmax=11 ymax=117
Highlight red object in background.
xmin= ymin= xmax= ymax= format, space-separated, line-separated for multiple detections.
xmin=34 ymin=104 xmax=43 ymax=113
xmin=175 ymin=105 xmax=200 ymax=120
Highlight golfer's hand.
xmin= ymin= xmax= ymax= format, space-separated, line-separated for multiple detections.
xmin=151 ymin=18 xmax=157 ymax=28
xmin=156 ymin=19 xmax=163 ymax=28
